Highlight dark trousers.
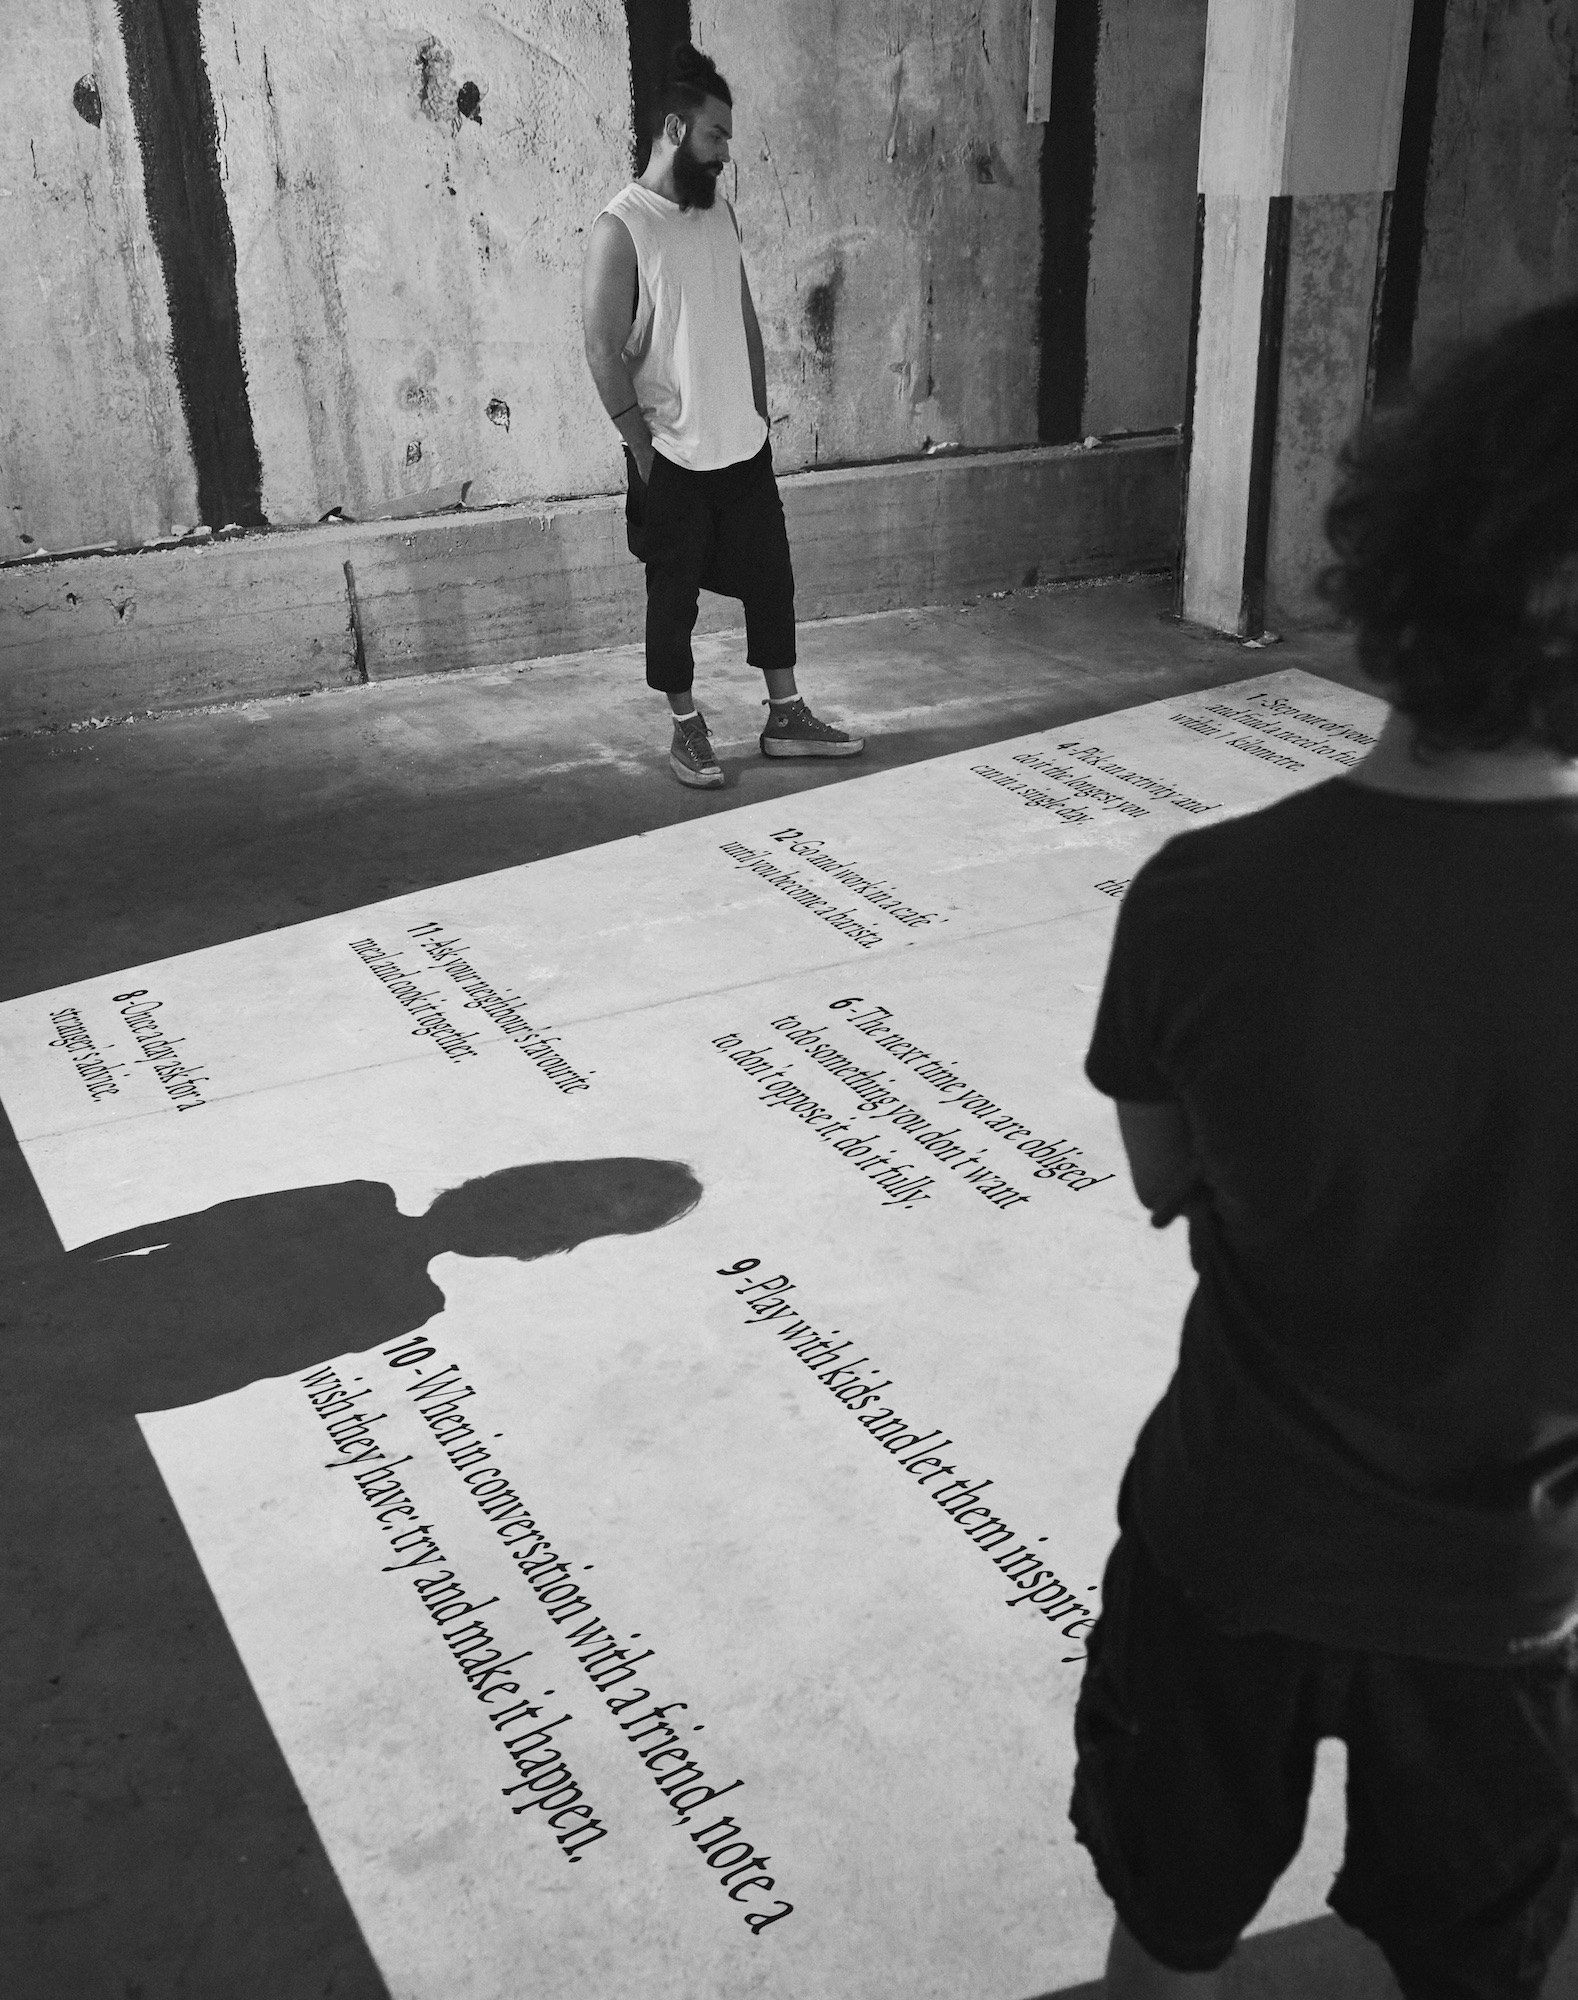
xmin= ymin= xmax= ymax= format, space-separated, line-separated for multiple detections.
xmin=624 ymin=442 xmax=797 ymax=695
xmin=1071 ymin=1521 xmax=1578 ymax=1999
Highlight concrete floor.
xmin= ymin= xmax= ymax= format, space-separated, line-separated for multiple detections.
xmin=0 ymin=576 xmax=1368 ymax=1010
xmin=4 ymin=577 xmax=1565 ymax=1999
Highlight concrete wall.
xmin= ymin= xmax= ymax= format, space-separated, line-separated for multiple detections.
xmin=5 ymin=0 xmax=1212 ymax=561
xmin=697 ymin=1 xmax=1043 ymax=466
xmin=213 ymin=1 xmax=631 ymax=527
xmin=1 ymin=2 xmax=199 ymax=553
xmin=0 ymin=438 xmax=1181 ymax=732
xmin=1261 ymin=0 xmax=1578 ymax=626
xmin=8 ymin=0 xmax=1573 ymax=642
xmin=1083 ymin=0 xmax=1208 ymax=438
xmin=1263 ymin=191 xmax=1388 ymax=630
xmin=1412 ymin=0 xmax=1578 ymax=371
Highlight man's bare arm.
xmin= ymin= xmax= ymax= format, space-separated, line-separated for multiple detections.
xmin=1114 ymin=1100 xmax=1204 ymax=1226
xmin=740 ymin=266 xmax=768 ymax=422
xmin=581 ymin=213 xmax=654 ymax=480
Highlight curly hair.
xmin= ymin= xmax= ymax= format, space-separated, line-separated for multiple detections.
xmin=1319 ymin=296 xmax=1578 ymax=754
xmin=651 ymin=41 xmax=731 ymax=136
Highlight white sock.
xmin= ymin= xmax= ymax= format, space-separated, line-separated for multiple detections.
xmin=671 ymin=708 xmax=699 ymax=722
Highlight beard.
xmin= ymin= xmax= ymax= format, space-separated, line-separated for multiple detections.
xmin=673 ymin=140 xmax=723 ymax=210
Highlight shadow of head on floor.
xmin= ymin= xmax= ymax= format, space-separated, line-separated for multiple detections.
xmin=12 ymin=1153 xmax=702 ymax=1413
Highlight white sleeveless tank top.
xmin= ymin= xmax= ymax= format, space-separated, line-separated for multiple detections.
xmin=601 ymin=182 xmax=767 ymax=472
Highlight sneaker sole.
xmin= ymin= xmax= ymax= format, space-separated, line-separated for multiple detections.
xmin=759 ymin=737 xmax=865 ymax=759
xmin=670 ymin=750 xmax=725 ymax=787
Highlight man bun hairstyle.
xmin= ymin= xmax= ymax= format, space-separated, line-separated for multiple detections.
xmin=652 ymin=39 xmax=732 ymax=137
xmin=1319 ymin=295 xmax=1578 ymax=755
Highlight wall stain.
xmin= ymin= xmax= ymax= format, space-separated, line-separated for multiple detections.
xmin=343 ymin=559 xmax=368 ymax=680
xmin=623 ymin=0 xmax=693 ymax=174
xmin=258 ymin=65 xmax=370 ymax=517
xmin=1037 ymin=0 xmax=1100 ymax=442
xmin=885 ymin=56 xmax=904 ymax=163
xmin=415 ymin=36 xmax=456 ymax=125
xmin=262 ymin=51 xmax=286 ymax=190
xmin=755 ymin=122 xmax=795 ymax=230
xmin=457 ymin=80 xmax=482 ymax=125
xmin=73 ymin=77 xmax=103 ymax=126
xmin=114 ymin=0 xmax=265 ymax=525
xmin=90 ymin=4 xmax=190 ymax=535
xmin=806 ymin=263 xmax=844 ymax=364
xmin=1373 ymin=0 xmax=1448 ymax=401
xmin=486 ymin=398 xmax=511 ymax=431
xmin=298 ymin=165 xmax=371 ymax=513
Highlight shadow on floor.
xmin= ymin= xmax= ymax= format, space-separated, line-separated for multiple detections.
xmin=1029 ymin=1913 xmax=1401 ymax=1998
xmin=0 ymin=580 xmax=1368 ymax=1003
xmin=1030 ymin=1899 xmax=1578 ymax=1998
xmin=0 ymin=1137 xmax=697 ymax=2000
xmin=0 ymin=583 xmax=1402 ymax=1996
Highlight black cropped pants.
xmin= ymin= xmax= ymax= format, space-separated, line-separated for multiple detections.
xmin=624 ymin=441 xmax=797 ymax=695
xmin=1071 ymin=1522 xmax=1578 ymax=1999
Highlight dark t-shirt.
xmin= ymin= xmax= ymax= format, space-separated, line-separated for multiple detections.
xmin=1085 ymin=777 xmax=1578 ymax=1663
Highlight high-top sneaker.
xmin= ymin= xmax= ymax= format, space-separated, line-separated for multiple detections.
xmin=759 ymin=698 xmax=865 ymax=759
xmin=670 ymin=710 xmax=725 ymax=788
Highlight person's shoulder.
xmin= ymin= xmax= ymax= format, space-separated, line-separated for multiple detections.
xmin=1126 ymin=780 xmax=1351 ymax=903
xmin=600 ymin=183 xmax=651 ymax=224
xmin=237 ymin=1179 xmax=404 ymax=1237
xmin=1162 ymin=779 xmax=1349 ymax=860
xmin=317 ymin=1180 xmax=405 ymax=1224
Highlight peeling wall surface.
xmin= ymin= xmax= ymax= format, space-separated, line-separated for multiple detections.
xmin=1082 ymin=0 xmax=1208 ymax=438
xmin=1413 ymin=0 xmax=1578 ymax=368
xmin=1 ymin=2 xmax=199 ymax=553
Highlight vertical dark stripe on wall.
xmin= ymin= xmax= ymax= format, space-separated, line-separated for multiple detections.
xmin=1370 ymin=0 xmax=1447 ymax=404
xmin=1173 ymin=193 xmax=1206 ymax=617
xmin=1362 ymin=190 xmax=1395 ymax=412
xmin=623 ymin=1 xmax=693 ymax=175
xmin=116 ymin=1 xmax=265 ymax=527
xmin=1239 ymin=196 xmax=1292 ymax=639
xmin=1036 ymin=0 xmax=1101 ymax=444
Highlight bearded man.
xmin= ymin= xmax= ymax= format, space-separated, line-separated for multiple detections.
xmin=581 ymin=41 xmax=863 ymax=789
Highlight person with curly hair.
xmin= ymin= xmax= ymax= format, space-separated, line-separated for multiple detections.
xmin=1073 ymin=296 xmax=1578 ymax=1999
xmin=581 ymin=42 xmax=864 ymax=788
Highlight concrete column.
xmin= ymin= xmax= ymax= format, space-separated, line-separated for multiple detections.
xmin=1180 ymin=0 xmax=1413 ymax=636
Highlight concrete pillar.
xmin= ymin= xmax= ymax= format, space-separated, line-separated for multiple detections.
xmin=1179 ymin=0 xmax=1413 ymax=637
